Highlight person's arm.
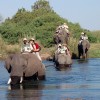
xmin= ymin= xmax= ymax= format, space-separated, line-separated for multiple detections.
xmin=29 ymin=44 xmax=34 ymax=53
xmin=57 ymin=48 xmax=60 ymax=54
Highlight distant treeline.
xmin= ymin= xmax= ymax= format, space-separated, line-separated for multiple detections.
xmin=0 ymin=0 xmax=100 ymax=48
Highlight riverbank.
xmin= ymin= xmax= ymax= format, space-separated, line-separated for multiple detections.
xmin=0 ymin=43 xmax=100 ymax=60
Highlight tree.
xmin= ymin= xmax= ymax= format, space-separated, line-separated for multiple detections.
xmin=31 ymin=0 xmax=53 ymax=12
xmin=0 ymin=14 xmax=3 ymax=23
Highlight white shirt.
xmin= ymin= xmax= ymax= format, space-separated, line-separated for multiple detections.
xmin=57 ymin=46 xmax=67 ymax=54
xmin=21 ymin=43 xmax=33 ymax=53
xmin=80 ymin=35 xmax=88 ymax=40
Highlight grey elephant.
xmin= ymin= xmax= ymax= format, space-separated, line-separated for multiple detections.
xmin=78 ymin=40 xmax=90 ymax=59
xmin=53 ymin=28 xmax=70 ymax=45
xmin=54 ymin=53 xmax=72 ymax=68
xmin=5 ymin=53 xmax=46 ymax=85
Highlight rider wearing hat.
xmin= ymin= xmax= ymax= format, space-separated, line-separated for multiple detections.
xmin=29 ymin=38 xmax=42 ymax=61
xmin=21 ymin=38 xmax=33 ymax=54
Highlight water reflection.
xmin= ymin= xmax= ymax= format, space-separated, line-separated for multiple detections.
xmin=6 ymin=82 xmax=44 ymax=100
xmin=77 ymin=59 xmax=89 ymax=64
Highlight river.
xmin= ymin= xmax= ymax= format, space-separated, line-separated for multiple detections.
xmin=0 ymin=58 xmax=100 ymax=100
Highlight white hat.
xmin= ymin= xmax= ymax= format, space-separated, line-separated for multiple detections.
xmin=63 ymin=23 xmax=67 ymax=25
xmin=30 ymin=38 xmax=35 ymax=41
xmin=58 ymin=44 xmax=62 ymax=47
xmin=81 ymin=32 xmax=84 ymax=35
xmin=23 ymin=38 xmax=27 ymax=41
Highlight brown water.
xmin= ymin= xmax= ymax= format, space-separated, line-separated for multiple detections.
xmin=0 ymin=58 xmax=100 ymax=100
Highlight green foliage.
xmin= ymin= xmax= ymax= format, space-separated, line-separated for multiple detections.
xmin=88 ymin=32 xmax=98 ymax=43
xmin=0 ymin=0 xmax=99 ymax=47
xmin=0 ymin=14 xmax=3 ymax=23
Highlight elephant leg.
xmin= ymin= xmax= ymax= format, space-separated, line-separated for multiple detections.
xmin=85 ymin=48 xmax=88 ymax=58
xmin=78 ymin=45 xmax=82 ymax=59
xmin=38 ymin=64 xmax=46 ymax=80
xmin=78 ymin=51 xmax=81 ymax=59
xmin=23 ymin=72 xmax=38 ymax=81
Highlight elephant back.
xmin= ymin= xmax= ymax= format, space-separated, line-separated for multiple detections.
xmin=21 ymin=54 xmax=44 ymax=77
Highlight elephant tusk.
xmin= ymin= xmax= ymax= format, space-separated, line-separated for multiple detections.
xmin=20 ymin=77 xmax=23 ymax=84
xmin=7 ymin=78 xmax=11 ymax=85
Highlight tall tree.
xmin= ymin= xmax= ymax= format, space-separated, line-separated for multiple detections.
xmin=31 ymin=0 xmax=52 ymax=12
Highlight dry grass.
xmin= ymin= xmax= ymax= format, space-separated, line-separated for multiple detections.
xmin=89 ymin=43 xmax=100 ymax=58
xmin=0 ymin=36 xmax=100 ymax=59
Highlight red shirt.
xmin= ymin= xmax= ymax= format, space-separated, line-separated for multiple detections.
xmin=34 ymin=43 xmax=39 ymax=49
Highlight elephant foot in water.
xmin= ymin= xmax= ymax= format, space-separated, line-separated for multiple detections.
xmin=55 ymin=64 xmax=71 ymax=71
xmin=38 ymin=75 xmax=46 ymax=80
xmin=56 ymin=63 xmax=71 ymax=68
xmin=24 ymin=75 xmax=45 ymax=81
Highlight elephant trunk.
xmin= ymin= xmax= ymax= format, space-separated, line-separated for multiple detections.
xmin=8 ymin=76 xmax=23 ymax=85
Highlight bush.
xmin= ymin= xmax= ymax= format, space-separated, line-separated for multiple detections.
xmin=88 ymin=33 xmax=97 ymax=43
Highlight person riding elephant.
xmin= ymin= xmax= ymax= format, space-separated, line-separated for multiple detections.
xmin=21 ymin=38 xmax=33 ymax=54
xmin=54 ymin=23 xmax=70 ymax=45
xmin=29 ymin=38 xmax=42 ymax=61
xmin=54 ymin=44 xmax=72 ymax=68
xmin=78 ymin=32 xmax=90 ymax=59
xmin=5 ymin=53 xmax=46 ymax=85
xmin=78 ymin=32 xmax=88 ymax=45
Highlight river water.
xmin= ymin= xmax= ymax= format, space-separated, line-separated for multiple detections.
xmin=0 ymin=58 xmax=100 ymax=100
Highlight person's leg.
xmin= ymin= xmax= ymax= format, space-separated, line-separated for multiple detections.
xmin=36 ymin=52 xmax=42 ymax=61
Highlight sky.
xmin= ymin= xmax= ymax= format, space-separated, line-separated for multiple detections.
xmin=0 ymin=0 xmax=100 ymax=31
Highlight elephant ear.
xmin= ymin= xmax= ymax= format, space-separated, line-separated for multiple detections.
xmin=5 ymin=55 xmax=13 ymax=73
xmin=86 ymin=40 xmax=90 ymax=49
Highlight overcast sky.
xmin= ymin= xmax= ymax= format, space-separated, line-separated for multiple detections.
xmin=0 ymin=0 xmax=100 ymax=31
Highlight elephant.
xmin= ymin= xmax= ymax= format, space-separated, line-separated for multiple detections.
xmin=5 ymin=53 xmax=46 ymax=85
xmin=53 ymin=28 xmax=70 ymax=45
xmin=54 ymin=53 xmax=72 ymax=68
xmin=78 ymin=40 xmax=90 ymax=59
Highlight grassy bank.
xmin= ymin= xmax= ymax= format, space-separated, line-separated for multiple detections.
xmin=0 ymin=32 xmax=100 ymax=59
xmin=0 ymin=36 xmax=100 ymax=59
xmin=89 ymin=43 xmax=100 ymax=58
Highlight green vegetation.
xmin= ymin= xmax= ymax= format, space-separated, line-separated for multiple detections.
xmin=0 ymin=0 xmax=100 ymax=58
